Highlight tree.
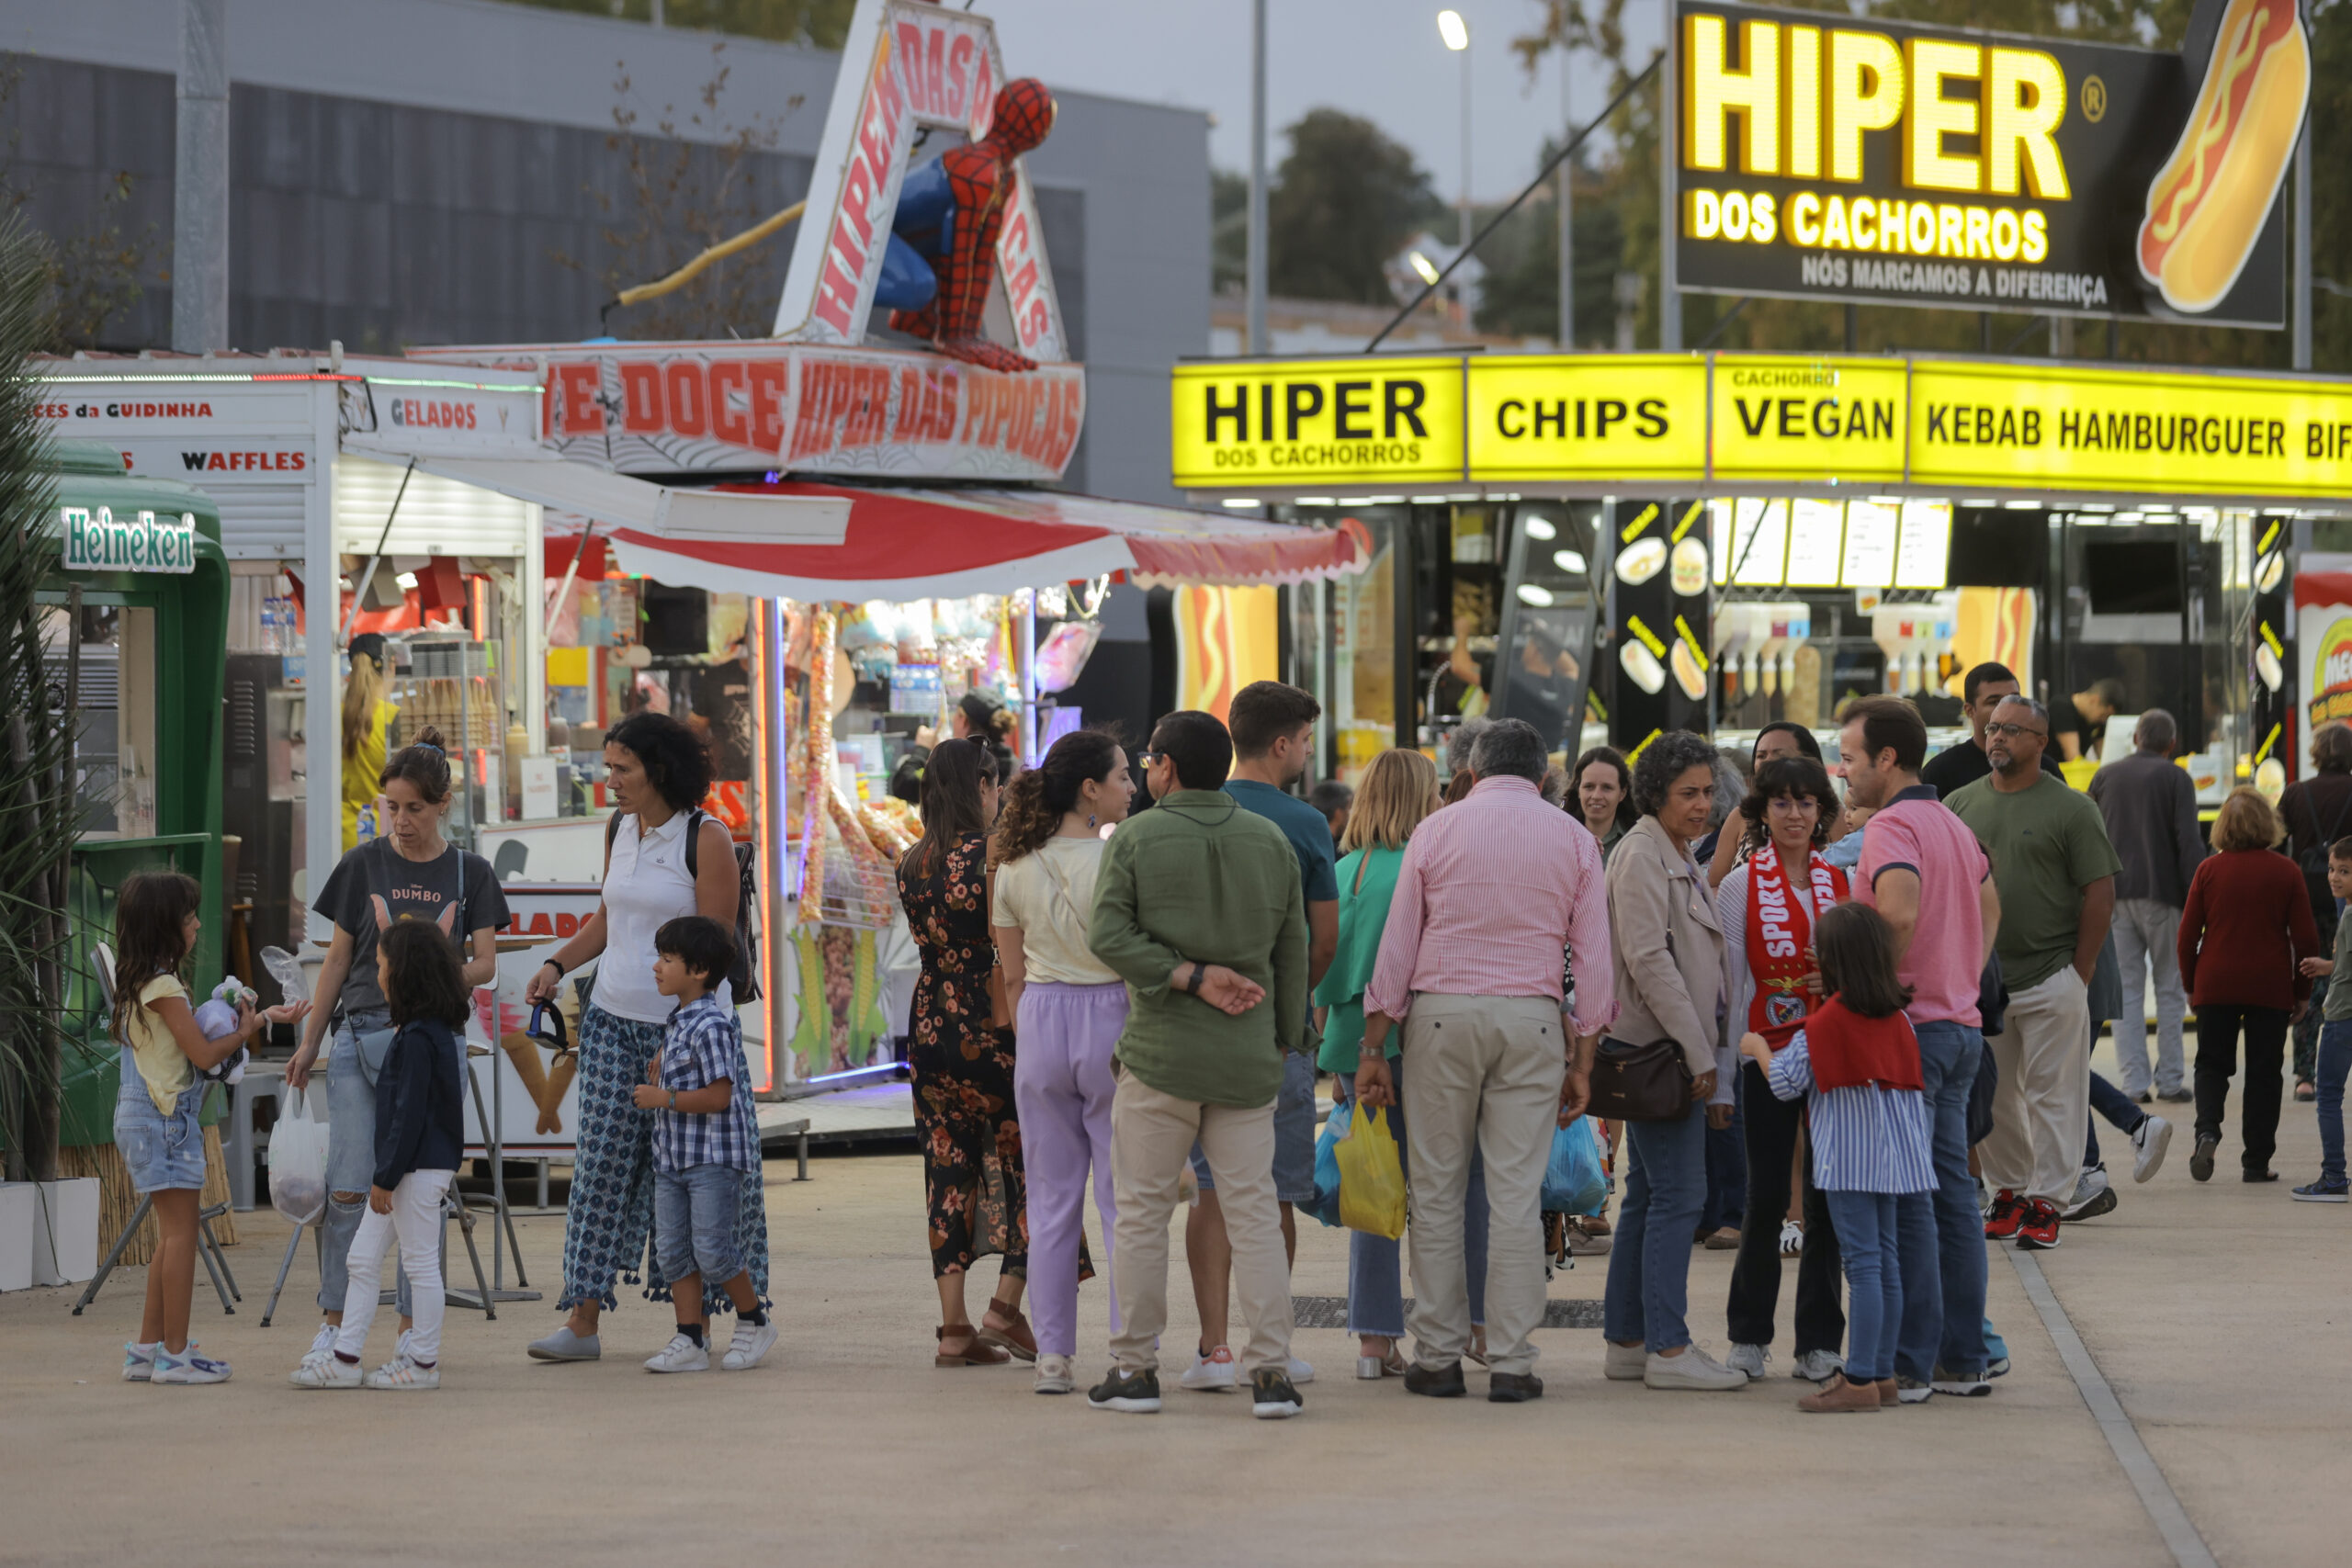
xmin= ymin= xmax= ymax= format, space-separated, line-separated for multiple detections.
xmin=0 ymin=58 xmax=163 ymax=351
xmin=495 ymin=0 xmax=858 ymax=48
xmin=1211 ymin=168 xmax=1247 ymax=296
xmin=551 ymin=43 xmax=805 ymax=340
xmin=1267 ymin=108 xmax=1446 ymax=304
xmin=0 ymin=213 xmax=73 ymax=1182
xmin=1473 ymin=151 xmax=1623 ymax=345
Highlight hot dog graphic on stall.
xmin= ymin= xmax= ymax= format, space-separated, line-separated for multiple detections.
xmin=2136 ymin=0 xmax=2311 ymax=314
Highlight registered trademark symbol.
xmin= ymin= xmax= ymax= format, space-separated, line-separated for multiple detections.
xmin=2082 ymin=75 xmax=2107 ymax=122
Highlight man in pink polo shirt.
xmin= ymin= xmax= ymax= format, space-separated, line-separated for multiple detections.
xmin=1838 ymin=695 xmax=2003 ymax=1399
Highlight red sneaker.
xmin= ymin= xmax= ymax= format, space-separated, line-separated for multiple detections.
xmin=1983 ymin=1190 xmax=2026 ymax=1240
xmin=2015 ymin=1199 xmax=2062 ymax=1250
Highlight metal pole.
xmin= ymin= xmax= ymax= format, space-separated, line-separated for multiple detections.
xmin=1657 ymin=17 xmax=1681 ymax=353
xmin=172 ymin=0 xmax=229 ymax=353
xmin=1459 ymin=45 xmax=1473 ymax=255
xmin=1246 ymin=0 xmax=1269 ymax=356
xmin=2293 ymin=97 xmax=2312 ymax=371
xmin=1557 ymin=54 xmax=1574 ymax=350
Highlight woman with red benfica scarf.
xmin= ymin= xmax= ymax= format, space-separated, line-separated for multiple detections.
xmin=1713 ymin=755 xmax=1851 ymax=1383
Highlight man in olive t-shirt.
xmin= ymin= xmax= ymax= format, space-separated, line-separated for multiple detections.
xmin=1949 ymin=697 xmax=2120 ymax=1242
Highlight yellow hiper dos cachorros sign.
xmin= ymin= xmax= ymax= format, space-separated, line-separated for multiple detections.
xmin=1170 ymin=357 xmax=1464 ymax=486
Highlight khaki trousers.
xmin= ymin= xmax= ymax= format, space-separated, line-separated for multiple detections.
xmin=1984 ymin=965 xmax=2091 ymax=1205
xmin=1107 ymin=1066 xmax=1293 ymax=1378
xmin=1401 ymin=994 xmax=1565 ymax=1378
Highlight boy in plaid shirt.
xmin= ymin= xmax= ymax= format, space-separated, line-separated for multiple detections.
xmin=630 ymin=916 xmax=774 ymax=1373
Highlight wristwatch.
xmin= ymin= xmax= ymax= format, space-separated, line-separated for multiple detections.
xmin=1183 ymin=963 xmax=1206 ymax=996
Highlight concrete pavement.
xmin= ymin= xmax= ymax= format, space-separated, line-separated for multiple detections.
xmin=2 ymin=1037 xmax=2343 ymax=1567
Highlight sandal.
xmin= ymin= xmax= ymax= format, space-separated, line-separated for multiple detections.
xmin=975 ymin=1297 xmax=1037 ymax=1363
xmin=935 ymin=1325 xmax=1012 ymax=1367
xmin=2296 ymin=1081 xmax=2317 ymax=1103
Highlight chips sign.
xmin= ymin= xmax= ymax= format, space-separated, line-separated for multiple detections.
xmin=1670 ymin=0 xmax=2306 ymax=326
xmin=1169 ymin=351 xmax=2352 ymax=500
xmin=59 ymin=505 xmax=198 ymax=575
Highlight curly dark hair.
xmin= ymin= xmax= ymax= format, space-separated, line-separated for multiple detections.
xmin=1739 ymin=756 xmax=1839 ymax=852
xmin=991 ymin=728 xmax=1124 ymax=868
xmin=379 ymin=919 xmax=471 ymax=1028
xmin=1631 ymin=730 xmax=1721 ymax=818
xmin=379 ymin=723 xmax=453 ymax=804
xmin=606 ymin=711 xmax=715 ymax=813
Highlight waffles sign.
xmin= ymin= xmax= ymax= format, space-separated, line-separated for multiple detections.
xmin=2307 ymin=615 xmax=2352 ymax=730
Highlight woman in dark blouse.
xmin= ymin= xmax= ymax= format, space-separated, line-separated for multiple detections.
xmin=896 ymin=737 xmax=1033 ymax=1366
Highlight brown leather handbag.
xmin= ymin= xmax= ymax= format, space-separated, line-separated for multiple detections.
xmin=1587 ymin=1038 xmax=1694 ymax=1122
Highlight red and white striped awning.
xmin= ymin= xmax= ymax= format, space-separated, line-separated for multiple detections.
xmin=594 ymin=481 xmax=1361 ymax=601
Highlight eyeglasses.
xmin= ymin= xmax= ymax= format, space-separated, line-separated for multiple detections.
xmin=1136 ymin=750 xmax=1167 ymax=769
xmin=1986 ymin=722 xmax=2047 ymax=740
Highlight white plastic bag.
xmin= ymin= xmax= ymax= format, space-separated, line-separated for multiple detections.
xmin=268 ymin=1087 xmax=329 ymax=1226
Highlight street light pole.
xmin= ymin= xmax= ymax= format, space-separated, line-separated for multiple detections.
xmin=1439 ymin=10 xmax=1470 ymax=324
xmin=1246 ymin=0 xmax=1269 ymax=355
xmin=1558 ymin=51 xmax=1574 ymax=349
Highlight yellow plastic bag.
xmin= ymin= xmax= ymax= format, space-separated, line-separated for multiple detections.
xmin=1335 ymin=1103 xmax=1407 ymax=1240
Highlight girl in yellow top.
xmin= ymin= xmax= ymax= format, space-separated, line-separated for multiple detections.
xmin=341 ymin=633 xmax=400 ymax=853
xmin=110 ymin=872 xmax=308 ymax=1383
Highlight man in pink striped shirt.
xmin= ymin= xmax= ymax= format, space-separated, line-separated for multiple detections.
xmin=1358 ymin=718 xmax=1616 ymax=1403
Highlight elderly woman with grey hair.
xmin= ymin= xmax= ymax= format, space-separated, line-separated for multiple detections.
xmin=1600 ymin=729 xmax=1746 ymax=1393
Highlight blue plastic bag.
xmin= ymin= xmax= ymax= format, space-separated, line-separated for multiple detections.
xmin=1306 ymin=1099 xmax=1351 ymax=1228
xmin=1543 ymin=1115 xmax=1607 ymax=1214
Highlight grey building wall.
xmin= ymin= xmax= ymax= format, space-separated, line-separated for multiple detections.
xmin=0 ymin=0 xmax=1205 ymax=502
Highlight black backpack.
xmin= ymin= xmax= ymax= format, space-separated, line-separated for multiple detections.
xmin=605 ymin=807 xmax=762 ymax=1003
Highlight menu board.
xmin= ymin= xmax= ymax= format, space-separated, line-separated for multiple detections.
xmin=1784 ymin=500 xmax=1845 ymax=587
xmin=1840 ymin=501 xmax=1898 ymax=589
xmin=1894 ymin=501 xmax=1953 ymax=590
xmin=1728 ymin=499 xmax=1789 ymax=587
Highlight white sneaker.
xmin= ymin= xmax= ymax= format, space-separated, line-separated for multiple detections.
xmin=122 ymin=1340 xmax=160 ymax=1382
xmin=1604 ymin=1340 xmax=1647 ymax=1381
xmin=1645 ymin=1345 xmax=1749 ymax=1391
xmin=1725 ymin=1342 xmax=1769 ymax=1380
xmin=1777 ymin=1220 xmax=1804 ymax=1257
xmin=2063 ymin=1166 xmax=2117 ymax=1221
xmin=1034 ymin=1353 xmax=1075 ymax=1394
xmin=151 ymin=1348 xmax=232 ymax=1385
xmin=1285 ymin=1356 xmax=1316 ymax=1386
xmin=288 ymin=1350 xmax=360 ymax=1389
xmin=1791 ymin=1348 xmax=1844 ymax=1383
xmin=722 ymin=1320 xmax=778 ymax=1371
xmin=644 ymin=1332 xmax=709 ymax=1373
xmin=2131 ymin=1115 xmax=2173 ymax=1183
xmin=365 ymin=1355 xmax=440 ymax=1391
xmin=1179 ymin=1346 xmax=1236 ymax=1391
xmin=307 ymin=1322 xmax=337 ymax=1358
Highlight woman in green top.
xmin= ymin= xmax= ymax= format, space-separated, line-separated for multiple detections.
xmin=1313 ymin=748 xmax=1492 ymax=1380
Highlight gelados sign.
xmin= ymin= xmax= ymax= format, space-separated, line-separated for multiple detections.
xmin=1672 ymin=0 xmax=2308 ymax=325
xmin=58 ymin=505 xmax=199 ymax=574
xmin=413 ymin=341 xmax=1084 ymax=483
xmin=1170 ymin=351 xmax=2352 ymax=500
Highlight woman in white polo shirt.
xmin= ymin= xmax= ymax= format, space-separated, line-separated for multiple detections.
xmin=520 ymin=712 xmax=768 ymax=1362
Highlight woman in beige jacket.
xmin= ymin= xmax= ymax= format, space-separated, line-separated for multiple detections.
xmin=1600 ymin=730 xmax=1746 ymax=1393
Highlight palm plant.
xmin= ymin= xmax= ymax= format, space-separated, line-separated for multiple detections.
xmin=0 ymin=213 xmax=72 ymax=1182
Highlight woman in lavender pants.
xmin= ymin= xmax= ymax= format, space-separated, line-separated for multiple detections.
xmin=989 ymin=730 xmax=1136 ymax=1393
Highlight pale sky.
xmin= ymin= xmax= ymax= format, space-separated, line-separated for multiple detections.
xmin=986 ymin=0 xmax=1658 ymax=204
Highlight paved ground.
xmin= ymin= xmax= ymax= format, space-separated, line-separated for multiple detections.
xmin=3 ymin=1035 xmax=2344 ymax=1567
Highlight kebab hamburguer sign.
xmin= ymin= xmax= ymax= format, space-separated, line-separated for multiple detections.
xmin=1671 ymin=0 xmax=2310 ymax=326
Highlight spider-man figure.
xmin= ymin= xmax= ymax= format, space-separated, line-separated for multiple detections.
xmin=875 ymin=77 xmax=1057 ymax=373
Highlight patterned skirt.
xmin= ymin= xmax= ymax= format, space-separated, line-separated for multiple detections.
xmin=557 ymin=1001 xmax=772 ymax=1314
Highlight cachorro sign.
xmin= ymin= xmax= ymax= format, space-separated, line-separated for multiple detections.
xmin=59 ymin=506 xmax=198 ymax=574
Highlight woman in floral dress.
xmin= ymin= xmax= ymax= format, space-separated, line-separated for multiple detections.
xmin=897 ymin=738 xmax=1035 ymax=1365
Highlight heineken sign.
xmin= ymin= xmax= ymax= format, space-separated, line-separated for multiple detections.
xmin=60 ymin=505 xmax=199 ymax=574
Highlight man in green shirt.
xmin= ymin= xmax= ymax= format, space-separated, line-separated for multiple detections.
xmin=1086 ymin=709 xmax=1308 ymax=1419
xmin=1949 ymin=696 xmax=2120 ymax=1250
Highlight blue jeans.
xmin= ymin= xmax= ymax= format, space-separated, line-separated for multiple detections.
xmin=653 ymin=1163 xmax=749 ymax=1288
xmin=320 ymin=1014 xmax=413 ymax=1318
xmin=1903 ymin=1021 xmax=1988 ymax=1379
xmin=1192 ymin=1051 xmax=1318 ymax=1203
xmin=2082 ymin=1070 xmax=2147 ymax=1170
xmin=1334 ymin=1057 xmax=1487 ymax=1338
xmin=1824 ymin=1190 xmax=1899 ymax=1382
xmin=2318 ymin=1020 xmax=2352 ymax=1183
xmin=1699 ymin=1086 xmax=1747 ymax=1234
xmin=1602 ymin=1094 xmax=1705 ymax=1353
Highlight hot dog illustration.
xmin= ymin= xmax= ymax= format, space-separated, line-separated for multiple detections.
xmin=2136 ymin=0 xmax=2310 ymax=314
